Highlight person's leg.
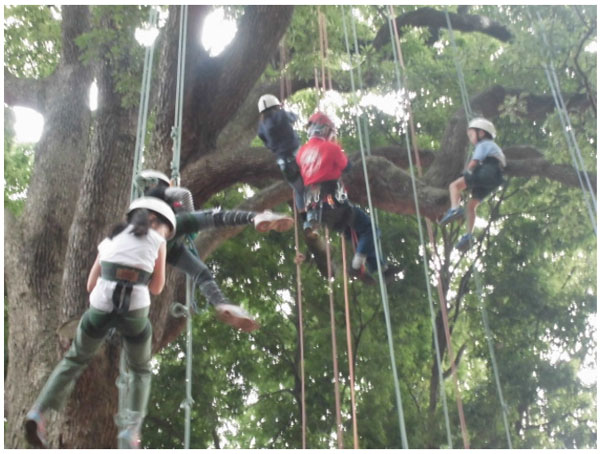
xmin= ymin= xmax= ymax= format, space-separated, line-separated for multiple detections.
xmin=350 ymin=206 xmax=379 ymax=273
xmin=117 ymin=309 xmax=153 ymax=449
xmin=449 ymin=176 xmax=466 ymax=209
xmin=440 ymin=176 xmax=467 ymax=225
xmin=168 ymin=243 xmax=259 ymax=332
xmin=287 ymin=174 xmax=306 ymax=213
xmin=25 ymin=309 xmax=110 ymax=448
xmin=465 ymin=198 xmax=480 ymax=235
xmin=177 ymin=209 xmax=293 ymax=235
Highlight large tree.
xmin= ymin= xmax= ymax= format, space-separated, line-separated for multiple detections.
xmin=4 ymin=5 xmax=596 ymax=448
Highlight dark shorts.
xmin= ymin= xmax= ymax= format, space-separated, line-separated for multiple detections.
xmin=465 ymin=160 xmax=505 ymax=201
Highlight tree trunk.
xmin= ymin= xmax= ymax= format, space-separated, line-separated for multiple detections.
xmin=4 ymin=5 xmax=92 ymax=448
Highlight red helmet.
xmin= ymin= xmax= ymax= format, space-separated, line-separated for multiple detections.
xmin=307 ymin=112 xmax=335 ymax=129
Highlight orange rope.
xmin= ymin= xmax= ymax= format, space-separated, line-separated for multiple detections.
xmin=341 ymin=236 xmax=359 ymax=448
xmin=324 ymin=226 xmax=344 ymax=448
xmin=281 ymin=47 xmax=307 ymax=447
xmin=292 ymin=201 xmax=307 ymax=449
xmin=389 ymin=5 xmax=470 ymax=448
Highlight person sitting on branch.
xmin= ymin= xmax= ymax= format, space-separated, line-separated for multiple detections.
xmin=138 ymin=170 xmax=294 ymax=332
xmin=439 ymin=117 xmax=506 ymax=251
xmin=24 ymin=197 xmax=176 ymax=449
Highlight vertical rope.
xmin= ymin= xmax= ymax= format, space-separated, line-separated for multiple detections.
xmin=341 ymin=237 xmax=359 ymax=448
xmin=170 ymin=5 xmax=188 ymax=186
xmin=183 ymin=276 xmax=194 ymax=449
xmin=529 ymin=8 xmax=596 ymax=234
xmin=341 ymin=6 xmax=409 ymax=448
xmin=130 ymin=7 xmax=159 ymax=200
xmin=292 ymin=202 xmax=307 ymax=449
xmin=444 ymin=8 xmax=513 ymax=448
xmin=325 ymin=226 xmax=344 ymax=448
xmin=168 ymin=6 xmax=194 ymax=449
xmin=387 ymin=6 xmax=455 ymax=448
xmin=281 ymin=48 xmax=308 ymax=447
xmin=119 ymin=7 xmax=159 ymax=443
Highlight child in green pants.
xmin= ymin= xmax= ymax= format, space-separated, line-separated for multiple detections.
xmin=24 ymin=197 xmax=176 ymax=449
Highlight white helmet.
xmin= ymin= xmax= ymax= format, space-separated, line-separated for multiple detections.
xmin=137 ymin=169 xmax=170 ymax=187
xmin=258 ymin=94 xmax=281 ymax=113
xmin=128 ymin=196 xmax=176 ymax=239
xmin=468 ymin=117 xmax=496 ymax=139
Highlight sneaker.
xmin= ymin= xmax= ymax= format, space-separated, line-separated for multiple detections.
xmin=215 ymin=304 xmax=260 ymax=333
xmin=117 ymin=427 xmax=141 ymax=449
xmin=254 ymin=210 xmax=294 ymax=233
xmin=351 ymin=253 xmax=367 ymax=270
xmin=439 ymin=207 xmax=465 ymax=226
xmin=24 ymin=407 xmax=48 ymax=449
xmin=455 ymin=233 xmax=474 ymax=252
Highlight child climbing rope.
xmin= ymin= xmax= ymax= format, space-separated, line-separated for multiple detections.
xmin=257 ymin=94 xmax=305 ymax=214
xmin=296 ymin=112 xmax=396 ymax=281
xmin=138 ymin=170 xmax=294 ymax=332
xmin=24 ymin=197 xmax=177 ymax=449
xmin=439 ymin=117 xmax=506 ymax=251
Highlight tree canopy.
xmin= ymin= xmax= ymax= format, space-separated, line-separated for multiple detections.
xmin=3 ymin=4 xmax=597 ymax=449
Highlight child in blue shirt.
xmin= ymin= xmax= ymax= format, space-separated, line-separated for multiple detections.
xmin=257 ymin=94 xmax=305 ymax=213
xmin=439 ymin=118 xmax=506 ymax=251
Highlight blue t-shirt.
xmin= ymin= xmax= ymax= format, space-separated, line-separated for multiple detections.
xmin=472 ymin=139 xmax=506 ymax=167
xmin=258 ymin=109 xmax=300 ymax=159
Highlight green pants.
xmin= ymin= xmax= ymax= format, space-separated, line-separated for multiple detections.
xmin=34 ymin=307 xmax=152 ymax=417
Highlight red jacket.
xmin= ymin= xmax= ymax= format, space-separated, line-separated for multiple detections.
xmin=296 ymin=137 xmax=348 ymax=186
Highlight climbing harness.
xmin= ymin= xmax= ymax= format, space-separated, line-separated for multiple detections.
xmin=444 ymin=7 xmax=513 ymax=448
xmin=341 ymin=6 xmax=409 ymax=449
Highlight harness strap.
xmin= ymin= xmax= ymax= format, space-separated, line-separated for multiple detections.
xmin=112 ymin=281 xmax=135 ymax=314
xmin=101 ymin=262 xmax=152 ymax=285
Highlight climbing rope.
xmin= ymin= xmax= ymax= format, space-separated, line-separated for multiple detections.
xmin=324 ymin=226 xmax=344 ymax=448
xmin=340 ymin=236 xmax=359 ymax=449
xmin=292 ymin=201 xmax=307 ymax=449
xmin=130 ymin=7 xmax=159 ymax=200
xmin=387 ymin=5 xmax=456 ymax=448
xmin=314 ymin=9 xmax=362 ymax=448
xmin=117 ymin=7 xmax=160 ymax=445
xmin=279 ymin=47 xmax=308 ymax=449
xmin=341 ymin=6 xmax=409 ymax=449
xmin=444 ymin=7 xmax=513 ymax=448
xmin=167 ymin=5 xmax=194 ymax=449
xmin=528 ymin=7 xmax=597 ymax=235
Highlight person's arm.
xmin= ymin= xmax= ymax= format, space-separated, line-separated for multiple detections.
xmin=149 ymin=242 xmax=167 ymax=295
xmin=87 ymin=254 xmax=102 ymax=293
xmin=465 ymin=159 xmax=479 ymax=172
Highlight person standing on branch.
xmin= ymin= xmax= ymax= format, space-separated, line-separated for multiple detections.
xmin=256 ymin=94 xmax=305 ymax=215
xmin=439 ymin=117 xmax=506 ymax=251
xmin=138 ymin=170 xmax=294 ymax=332
xmin=24 ymin=197 xmax=177 ymax=449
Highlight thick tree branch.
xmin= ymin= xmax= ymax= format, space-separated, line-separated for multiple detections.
xmin=373 ymin=7 xmax=512 ymax=50
xmin=4 ymin=68 xmax=48 ymax=113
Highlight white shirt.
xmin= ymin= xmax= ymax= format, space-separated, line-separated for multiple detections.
xmin=89 ymin=225 xmax=165 ymax=313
